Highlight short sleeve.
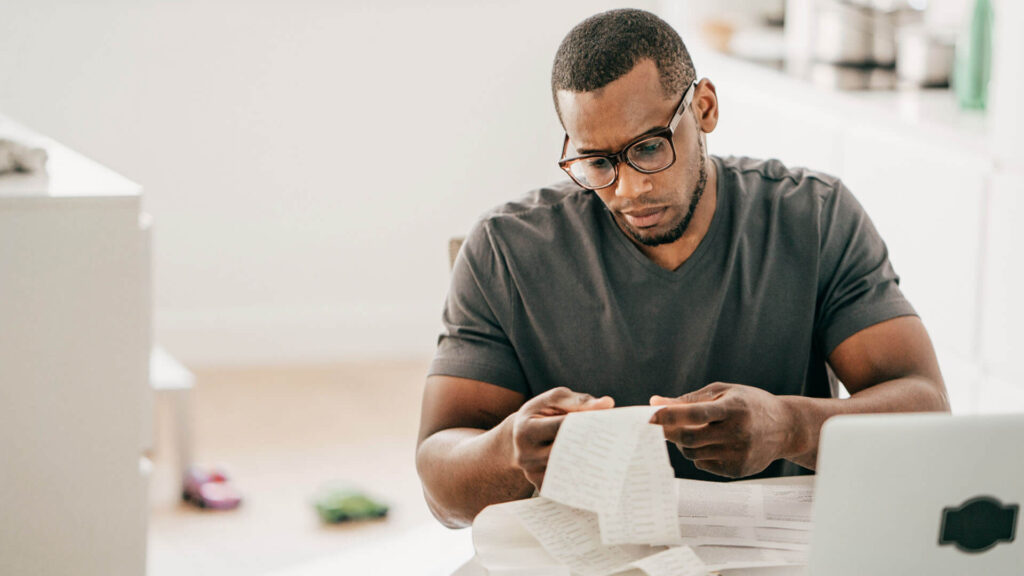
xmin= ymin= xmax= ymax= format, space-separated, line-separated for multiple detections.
xmin=816 ymin=181 xmax=917 ymax=356
xmin=428 ymin=220 xmax=529 ymax=394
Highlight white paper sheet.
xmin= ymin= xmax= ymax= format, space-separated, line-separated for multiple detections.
xmin=541 ymin=406 xmax=682 ymax=546
xmin=508 ymin=497 xmax=660 ymax=576
xmin=541 ymin=406 xmax=662 ymax=512
xmin=693 ymin=545 xmax=808 ymax=572
xmin=626 ymin=546 xmax=708 ymax=576
xmin=598 ymin=425 xmax=682 ymax=546
xmin=473 ymin=501 xmax=569 ymax=573
xmin=677 ymin=479 xmax=813 ymax=530
xmin=762 ymin=485 xmax=814 ymax=523
xmin=677 ymin=524 xmax=810 ymax=550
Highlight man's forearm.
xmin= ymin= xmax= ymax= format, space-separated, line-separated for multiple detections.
xmin=416 ymin=417 xmax=534 ymax=528
xmin=783 ymin=375 xmax=950 ymax=470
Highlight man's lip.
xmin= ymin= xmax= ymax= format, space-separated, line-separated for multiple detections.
xmin=622 ymin=206 xmax=667 ymax=228
xmin=621 ymin=207 xmax=666 ymax=218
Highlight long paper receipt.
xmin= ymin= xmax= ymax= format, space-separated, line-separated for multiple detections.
xmin=540 ymin=406 xmax=682 ymax=546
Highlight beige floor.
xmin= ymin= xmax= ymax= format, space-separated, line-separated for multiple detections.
xmin=146 ymin=359 xmax=470 ymax=576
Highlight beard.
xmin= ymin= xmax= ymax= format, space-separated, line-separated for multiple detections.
xmin=625 ymin=135 xmax=709 ymax=247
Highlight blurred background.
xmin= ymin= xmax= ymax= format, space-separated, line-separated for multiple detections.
xmin=0 ymin=0 xmax=1021 ymax=575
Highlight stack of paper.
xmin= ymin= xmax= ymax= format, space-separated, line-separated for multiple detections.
xmin=472 ymin=406 xmax=814 ymax=576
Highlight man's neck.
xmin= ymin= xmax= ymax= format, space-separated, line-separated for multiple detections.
xmin=637 ymin=157 xmax=718 ymax=271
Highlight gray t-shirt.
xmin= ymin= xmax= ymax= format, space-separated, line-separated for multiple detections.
xmin=429 ymin=155 xmax=915 ymax=481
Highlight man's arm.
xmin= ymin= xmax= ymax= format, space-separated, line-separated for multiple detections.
xmin=785 ymin=314 xmax=949 ymax=468
xmin=415 ymin=376 xmax=529 ymax=529
xmin=416 ymin=376 xmax=613 ymax=528
xmin=650 ymin=315 xmax=949 ymax=478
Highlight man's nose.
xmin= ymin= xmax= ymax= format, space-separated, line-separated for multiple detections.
xmin=614 ymin=162 xmax=652 ymax=200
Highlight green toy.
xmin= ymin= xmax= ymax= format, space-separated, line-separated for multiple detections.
xmin=314 ymin=486 xmax=389 ymax=523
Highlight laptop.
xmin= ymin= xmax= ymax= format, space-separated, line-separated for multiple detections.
xmin=808 ymin=412 xmax=1024 ymax=575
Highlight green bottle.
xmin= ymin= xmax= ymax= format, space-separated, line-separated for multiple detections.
xmin=955 ymin=0 xmax=994 ymax=110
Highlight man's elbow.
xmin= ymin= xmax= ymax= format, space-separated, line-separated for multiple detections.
xmin=914 ymin=372 xmax=951 ymax=413
xmin=416 ymin=440 xmax=472 ymax=529
xmin=422 ymin=487 xmax=472 ymax=529
xmin=930 ymin=378 xmax=952 ymax=413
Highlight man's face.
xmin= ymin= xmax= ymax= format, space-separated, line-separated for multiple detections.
xmin=557 ymin=60 xmax=707 ymax=247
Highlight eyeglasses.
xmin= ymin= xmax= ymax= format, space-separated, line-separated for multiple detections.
xmin=557 ymin=82 xmax=696 ymax=191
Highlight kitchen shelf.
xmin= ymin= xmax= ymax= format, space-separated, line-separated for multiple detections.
xmin=692 ymin=44 xmax=992 ymax=167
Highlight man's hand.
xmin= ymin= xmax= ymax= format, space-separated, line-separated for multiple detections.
xmin=649 ymin=382 xmax=799 ymax=479
xmin=510 ymin=387 xmax=614 ymax=490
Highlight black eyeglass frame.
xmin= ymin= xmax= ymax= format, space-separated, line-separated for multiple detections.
xmin=557 ymin=81 xmax=697 ymax=191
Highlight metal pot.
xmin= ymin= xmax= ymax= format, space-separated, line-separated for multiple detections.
xmin=896 ymin=25 xmax=956 ymax=87
xmin=813 ymin=1 xmax=876 ymax=65
xmin=872 ymin=9 xmax=897 ymax=66
xmin=808 ymin=62 xmax=897 ymax=90
xmin=813 ymin=0 xmax=923 ymax=67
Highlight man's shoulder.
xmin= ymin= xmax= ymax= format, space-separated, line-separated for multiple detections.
xmin=459 ymin=180 xmax=602 ymax=272
xmin=481 ymin=180 xmax=592 ymax=222
xmin=718 ymin=155 xmax=841 ymax=203
xmin=475 ymin=180 xmax=599 ymax=240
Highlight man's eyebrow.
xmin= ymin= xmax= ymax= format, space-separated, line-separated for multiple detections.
xmin=574 ymin=125 xmax=665 ymax=155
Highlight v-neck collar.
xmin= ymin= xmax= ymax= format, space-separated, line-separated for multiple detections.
xmin=599 ymin=155 xmax=726 ymax=282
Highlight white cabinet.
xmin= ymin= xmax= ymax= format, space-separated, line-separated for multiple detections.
xmin=840 ymin=126 xmax=988 ymax=361
xmin=0 ymin=116 xmax=151 ymax=576
xmin=980 ymin=169 xmax=1024 ymax=384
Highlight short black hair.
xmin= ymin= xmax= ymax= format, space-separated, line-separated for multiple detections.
xmin=551 ymin=8 xmax=695 ymax=119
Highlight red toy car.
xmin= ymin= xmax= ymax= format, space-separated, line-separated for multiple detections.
xmin=182 ymin=466 xmax=243 ymax=510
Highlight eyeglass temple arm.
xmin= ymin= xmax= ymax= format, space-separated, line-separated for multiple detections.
xmin=668 ymin=81 xmax=698 ymax=132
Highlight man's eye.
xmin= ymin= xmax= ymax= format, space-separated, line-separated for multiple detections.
xmin=634 ymin=140 xmax=664 ymax=156
xmin=586 ymin=158 xmax=611 ymax=169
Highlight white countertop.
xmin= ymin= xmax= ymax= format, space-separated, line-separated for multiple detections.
xmin=691 ymin=44 xmax=992 ymax=165
xmin=0 ymin=114 xmax=140 ymax=200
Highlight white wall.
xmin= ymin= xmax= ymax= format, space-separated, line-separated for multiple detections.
xmin=0 ymin=0 xmax=656 ymax=366
xmin=4 ymin=0 xmax=1019 ymax=380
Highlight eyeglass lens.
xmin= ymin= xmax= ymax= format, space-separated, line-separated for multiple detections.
xmin=566 ymin=135 xmax=674 ymax=189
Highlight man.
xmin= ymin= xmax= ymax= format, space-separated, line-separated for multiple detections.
xmin=416 ymin=8 xmax=949 ymax=529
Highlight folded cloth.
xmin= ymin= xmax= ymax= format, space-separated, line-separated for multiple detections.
xmin=0 ymin=138 xmax=48 ymax=175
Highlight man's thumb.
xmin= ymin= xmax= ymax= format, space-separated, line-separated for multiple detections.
xmin=578 ymin=395 xmax=614 ymax=411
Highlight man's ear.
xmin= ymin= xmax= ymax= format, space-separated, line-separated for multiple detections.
xmin=693 ymin=78 xmax=719 ymax=134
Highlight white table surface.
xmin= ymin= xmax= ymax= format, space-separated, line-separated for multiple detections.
xmin=265 ymin=520 xmax=475 ymax=576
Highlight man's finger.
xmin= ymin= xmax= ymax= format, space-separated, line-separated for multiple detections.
xmin=692 ymin=459 xmax=732 ymax=477
xmin=524 ymin=462 xmax=546 ymax=476
xmin=680 ymin=444 xmax=731 ymax=461
xmin=662 ymin=422 xmax=730 ymax=448
xmin=651 ymin=401 xmax=728 ymax=427
xmin=530 ymin=472 xmax=546 ymax=491
xmin=533 ymin=386 xmax=576 ymax=406
xmin=681 ymin=383 xmax=734 ymax=403
xmin=518 ymin=444 xmax=553 ymax=468
xmin=577 ymin=395 xmax=615 ymax=411
xmin=521 ymin=415 xmax=565 ymax=445
xmin=650 ymin=394 xmax=679 ymax=406
xmin=534 ymin=388 xmax=613 ymax=415
xmin=650 ymin=384 xmax=728 ymax=407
